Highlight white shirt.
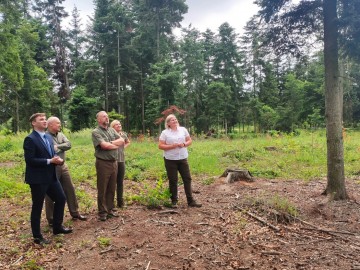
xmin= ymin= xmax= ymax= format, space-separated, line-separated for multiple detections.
xmin=159 ymin=127 xmax=190 ymax=160
xmin=35 ymin=130 xmax=51 ymax=164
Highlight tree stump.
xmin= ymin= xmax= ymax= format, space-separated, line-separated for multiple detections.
xmin=220 ymin=168 xmax=254 ymax=183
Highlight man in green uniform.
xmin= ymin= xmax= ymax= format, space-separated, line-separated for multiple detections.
xmin=92 ymin=111 xmax=124 ymax=221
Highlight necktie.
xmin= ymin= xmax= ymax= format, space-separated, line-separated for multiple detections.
xmin=43 ymin=135 xmax=52 ymax=155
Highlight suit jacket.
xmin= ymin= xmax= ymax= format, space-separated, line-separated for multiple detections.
xmin=24 ymin=130 xmax=57 ymax=184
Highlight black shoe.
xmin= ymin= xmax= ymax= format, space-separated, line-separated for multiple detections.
xmin=53 ymin=226 xmax=73 ymax=235
xmin=188 ymin=201 xmax=202 ymax=208
xmin=169 ymin=201 xmax=178 ymax=208
xmin=34 ymin=237 xmax=51 ymax=245
xmin=117 ymin=203 xmax=125 ymax=208
xmin=72 ymin=214 xmax=87 ymax=221
xmin=117 ymin=200 xmax=125 ymax=208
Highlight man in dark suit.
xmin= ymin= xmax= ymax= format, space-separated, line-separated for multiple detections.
xmin=24 ymin=113 xmax=73 ymax=245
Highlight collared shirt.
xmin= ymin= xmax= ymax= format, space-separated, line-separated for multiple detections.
xmin=35 ymin=130 xmax=51 ymax=164
xmin=116 ymin=132 xmax=129 ymax=163
xmin=159 ymin=126 xmax=189 ymax=160
xmin=35 ymin=130 xmax=47 ymax=143
xmin=46 ymin=131 xmax=71 ymax=160
xmin=92 ymin=125 xmax=120 ymax=160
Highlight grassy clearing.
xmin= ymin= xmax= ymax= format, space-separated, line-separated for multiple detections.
xmin=1 ymin=129 xmax=360 ymax=206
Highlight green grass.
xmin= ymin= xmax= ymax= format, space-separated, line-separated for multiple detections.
xmin=97 ymin=237 xmax=111 ymax=248
xmin=129 ymin=177 xmax=172 ymax=208
xmin=1 ymin=128 xmax=360 ymax=203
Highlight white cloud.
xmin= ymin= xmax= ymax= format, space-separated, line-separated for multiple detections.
xmin=62 ymin=0 xmax=259 ymax=34
xmin=62 ymin=0 xmax=94 ymax=27
xmin=63 ymin=0 xmax=93 ymax=16
xmin=180 ymin=0 xmax=258 ymax=34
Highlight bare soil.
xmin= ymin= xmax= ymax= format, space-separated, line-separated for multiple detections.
xmin=1 ymin=176 xmax=360 ymax=270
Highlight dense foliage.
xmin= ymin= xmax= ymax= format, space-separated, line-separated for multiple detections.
xmin=1 ymin=0 xmax=360 ymax=135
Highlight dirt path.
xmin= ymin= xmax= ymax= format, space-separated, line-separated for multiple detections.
xmin=2 ymin=177 xmax=360 ymax=269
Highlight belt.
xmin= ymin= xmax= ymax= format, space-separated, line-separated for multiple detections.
xmin=96 ymin=157 xmax=116 ymax=162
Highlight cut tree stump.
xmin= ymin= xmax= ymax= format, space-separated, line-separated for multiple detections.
xmin=220 ymin=168 xmax=254 ymax=183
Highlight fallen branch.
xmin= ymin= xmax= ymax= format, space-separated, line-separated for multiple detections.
xmin=159 ymin=253 xmax=174 ymax=258
xmin=43 ymin=258 xmax=58 ymax=263
xmin=150 ymin=219 xmax=176 ymax=226
xmin=245 ymin=211 xmax=280 ymax=232
xmin=12 ymin=256 xmax=24 ymax=265
xmin=296 ymin=237 xmax=332 ymax=246
xmin=187 ymin=251 xmax=195 ymax=258
xmin=195 ymin=222 xmax=210 ymax=225
xmin=221 ymin=250 xmax=233 ymax=256
xmin=99 ymin=247 xmax=113 ymax=254
xmin=294 ymin=217 xmax=323 ymax=228
xmin=154 ymin=210 xmax=179 ymax=215
xmin=145 ymin=261 xmax=151 ymax=270
xmin=111 ymin=224 xmax=120 ymax=230
xmin=190 ymin=244 xmax=201 ymax=252
xmin=294 ymin=216 xmax=356 ymax=236
xmin=301 ymin=227 xmax=356 ymax=236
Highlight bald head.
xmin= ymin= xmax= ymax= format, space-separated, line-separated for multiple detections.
xmin=47 ymin=116 xmax=61 ymax=134
xmin=96 ymin=111 xmax=109 ymax=127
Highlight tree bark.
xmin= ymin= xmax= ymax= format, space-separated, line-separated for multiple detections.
xmin=322 ymin=0 xmax=348 ymax=200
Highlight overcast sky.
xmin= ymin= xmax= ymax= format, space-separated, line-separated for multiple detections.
xmin=62 ymin=0 xmax=259 ymax=35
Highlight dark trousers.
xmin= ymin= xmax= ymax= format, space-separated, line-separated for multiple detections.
xmin=29 ymin=180 xmax=66 ymax=238
xmin=95 ymin=158 xmax=117 ymax=217
xmin=116 ymin=162 xmax=125 ymax=205
xmin=45 ymin=164 xmax=79 ymax=221
xmin=164 ymin=158 xmax=193 ymax=203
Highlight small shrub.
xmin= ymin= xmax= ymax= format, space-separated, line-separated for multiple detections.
xmin=75 ymin=189 xmax=94 ymax=212
xmin=266 ymin=130 xmax=280 ymax=137
xmin=80 ymin=240 xmax=92 ymax=248
xmin=201 ymin=177 xmax=216 ymax=185
xmin=98 ymin=237 xmax=111 ymax=248
xmin=0 ymin=179 xmax=28 ymax=199
xmin=54 ymin=235 xmax=64 ymax=248
xmin=270 ymin=194 xmax=298 ymax=217
xmin=0 ymin=137 xmax=13 ymax=152
xmin=0 ymin=127 xmax=12 ymax=136
xmin=251 ymin=169 xmax=279 ymax=178
xmin=126 ymin=167 xmax=143 ymax=182
xmin=21 ymin=259 xmax=43 ymax=270
xmin=132 ymin=177 xmax=171 ymax=208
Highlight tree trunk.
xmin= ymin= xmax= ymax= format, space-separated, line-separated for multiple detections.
xmin=15 ymin=93 xmax=19 ymax=133
xmin=322 ymin=0 xmax=348 ymax=200
xmin=105 ymin=64 xmax=109 ymax=112
xmin=141 ymin=64 xmax=145 ymax=135
xmin=117 ymin=30 xmax=122 ymax=114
